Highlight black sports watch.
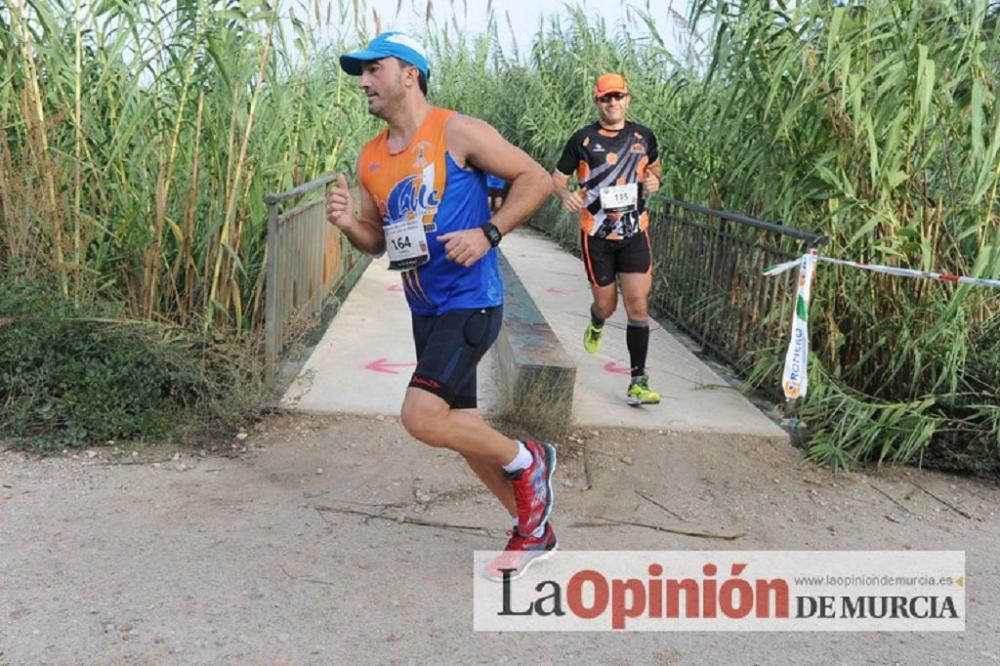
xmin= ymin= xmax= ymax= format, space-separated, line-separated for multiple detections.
xmin=480 ymin=222 xmax=503 ymax=247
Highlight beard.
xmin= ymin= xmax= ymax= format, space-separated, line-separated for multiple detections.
xmin=365 ymin=73 xmax=405 ymax=119
xmin=366 ymin=95 xmax=384 ymax=118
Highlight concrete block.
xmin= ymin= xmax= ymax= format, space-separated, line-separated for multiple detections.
xmin=493 ymin=253 xmax=576 ymax=430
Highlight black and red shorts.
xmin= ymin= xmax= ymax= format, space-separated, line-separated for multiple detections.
xmin=408 ymin=306 xmax=503 ymax=409
xmin=580 ymin=230 xmax=652 ymax=287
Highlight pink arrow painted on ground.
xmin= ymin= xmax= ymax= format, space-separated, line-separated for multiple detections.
xmin=386 ymin=284 xmax=404 ymax=292
xmin=365 ymin=357 xmax=417 ymax=375
xmin=603 ymin=361 xmax=631 ymax=375
xmin=545 ymin=287 xmax=572 ymax=294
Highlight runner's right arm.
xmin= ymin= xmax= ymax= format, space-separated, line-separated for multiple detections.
xmin=551 ymin=171 xmax=584 ymax=213
xmin=551 ymin=135 xmax=584 ymax=213
xmin=325 ymin=169 xmax=386 ymax=256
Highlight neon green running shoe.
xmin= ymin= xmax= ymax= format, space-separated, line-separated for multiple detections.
xmin=583 ymin=322 xmax=603 ymax=354
xmin=626 ymin=375 xmax=661 ymax=406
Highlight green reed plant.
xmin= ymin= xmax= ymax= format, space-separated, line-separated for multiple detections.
xmin=0 ymin=0 xmax=380 ymax=446
xmin=0 ymin=0 xmax=378 ymax=331
xmin=674 ymin=0 xmax=1000 ymax=471
xmin=428 ymin=1 xmax=999 ymax=472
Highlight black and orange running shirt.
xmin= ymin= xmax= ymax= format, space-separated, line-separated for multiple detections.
xmin=555 ymin=121 xmax=659 ymax=240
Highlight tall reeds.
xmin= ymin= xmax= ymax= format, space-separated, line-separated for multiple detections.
xmin=673 ymin=0 xmax=1000 ymax=471
xmin=0 ymin=0 xmax=378 ymax=330
xmin=429 ymin=1 xmax=1000 ymax=471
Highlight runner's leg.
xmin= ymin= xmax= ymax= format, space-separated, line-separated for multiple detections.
xmin=457 ymin=411 xmax=517 ymax=518
xmin=401 ymin=306 xmax=554 ymax=534
xmin=581 ymin=231 xmax=618 ymax=355
xmin=619 ymin=231 xmax=654 ymax=373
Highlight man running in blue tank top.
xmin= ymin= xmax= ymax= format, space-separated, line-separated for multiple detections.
xmin=325 ymin=32 xmax=558 ymax=580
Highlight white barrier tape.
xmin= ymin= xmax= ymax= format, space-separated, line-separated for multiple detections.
xmin=762 ymin=257 xmax=802 ymax=277
xmin=766 ymin=251 xmax=1000 ymax=402
xmin=765 ymin=255 xmax=1000 ymax=290
xmin=780 ymin=249 xmax=816 ymax=401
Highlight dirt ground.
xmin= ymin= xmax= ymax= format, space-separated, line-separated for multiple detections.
xmin=1 ymin=413 xmax=998 ymax=665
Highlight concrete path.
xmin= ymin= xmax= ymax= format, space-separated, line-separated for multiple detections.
xmin=282 ymin=226 xmax=786 ymax=442
xmin=280 ymin=253 xmax=500 ymax=418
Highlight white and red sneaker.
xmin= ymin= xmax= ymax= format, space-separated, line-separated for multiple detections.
xmin=484 ymin=523 xmax=559 ymax=582
xmin=505 ymin=440 xmax=556 ymax=536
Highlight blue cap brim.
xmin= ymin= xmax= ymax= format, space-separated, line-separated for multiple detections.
xmin=338 ymin=43 xmax=429 ymax=78
xmin=339 ymin=50 xmax=384 ymax=76
xmin=339 ymin=32 xmax=430 ymax=78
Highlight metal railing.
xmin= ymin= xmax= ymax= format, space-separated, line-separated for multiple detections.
xmin=647 ymin=197 xmax=826 ymax=380
xmin=264 ymin=173 xmax=366 ymax=380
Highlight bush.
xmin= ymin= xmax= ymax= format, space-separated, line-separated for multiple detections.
xmin=0 ymin=277 xmax=264 ymax=450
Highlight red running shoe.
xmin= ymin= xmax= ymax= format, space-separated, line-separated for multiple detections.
xmin=505 ymin=440 xmax=556 ymax=535
xmin=484 ymin=523 xmax=559 ymax=582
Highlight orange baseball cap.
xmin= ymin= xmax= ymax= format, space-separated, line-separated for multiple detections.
xmin=594 ymin=73 xmax=628 ymax=97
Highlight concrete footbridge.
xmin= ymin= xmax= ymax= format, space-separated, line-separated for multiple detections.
xmin=280 ymin=226 xmax=786 ymax=443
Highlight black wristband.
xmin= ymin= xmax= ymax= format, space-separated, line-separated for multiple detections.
xmin=481 ymin=222 xmax=502 ymax=247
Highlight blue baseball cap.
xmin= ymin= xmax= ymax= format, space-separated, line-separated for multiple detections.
xmin=339 ymin=31 xmax=430 ymax=79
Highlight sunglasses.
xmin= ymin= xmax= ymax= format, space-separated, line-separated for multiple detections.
xmin=596 ymin=92 xmax=628 ymax=103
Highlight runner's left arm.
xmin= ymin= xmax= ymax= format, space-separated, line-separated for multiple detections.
xmin=642 ymin=132 xmax=663 ymax=195
xmin=438 ymin=115 xmax=552 ymax=267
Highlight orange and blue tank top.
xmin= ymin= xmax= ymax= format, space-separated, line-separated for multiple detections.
xmin=359 ymin=107 xmax=500 ymax=316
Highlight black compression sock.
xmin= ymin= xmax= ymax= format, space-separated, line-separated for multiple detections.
xmin=627 ymin=319 xmax=650 ymax=378
xmin=590 ymin=305 xmax=605 ymax=329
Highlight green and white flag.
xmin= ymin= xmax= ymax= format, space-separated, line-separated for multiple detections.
xmin=782 ymin=249 xmax=817 ymax=401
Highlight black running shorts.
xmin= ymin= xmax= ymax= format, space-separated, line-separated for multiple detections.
xmin=580 ymin=229 xmax=652 ymax=287
xmin=408 ymin=306 xmax=503 ymax=409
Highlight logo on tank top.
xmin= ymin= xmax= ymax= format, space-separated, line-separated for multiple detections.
xmin=412 ymin=141 xmax=432 ymax=168
xmin=383 ymin=165 xmax=441 ymax=232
